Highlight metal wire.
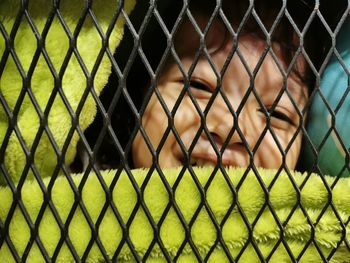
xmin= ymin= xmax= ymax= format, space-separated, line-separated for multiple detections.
xmin=0 ymin=0 xmax=349 ymax=262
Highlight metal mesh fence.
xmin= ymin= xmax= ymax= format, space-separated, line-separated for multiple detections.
xmin=1 ymin=0 xmax=350 ymax=261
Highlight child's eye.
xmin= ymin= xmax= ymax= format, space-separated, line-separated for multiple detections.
xmin=189 ymin=80 xmax=212 ymax=93
xmin=269 ymin=110 xmax=294 ymax=125
xmin=259 ymin=108 xmax=295 ymax=127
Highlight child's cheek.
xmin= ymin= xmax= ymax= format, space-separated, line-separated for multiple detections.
xmin=132 ymin=95 xmax=168 ymax=167
xmin=143 ymin=96 xmax=169 ymax=147
xmin=254 ymin=130 xmax=302 ymax=170
xmin=173 ymin=95 xmax=202 ymax=136
xmin=159 ymin=83 xmax=184 ymax=111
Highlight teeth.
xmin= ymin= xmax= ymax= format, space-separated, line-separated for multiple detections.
xmin=190 ymin=157 xmax=214 ymax=167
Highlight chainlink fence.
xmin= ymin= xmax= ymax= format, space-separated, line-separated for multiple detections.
xmin=1 ymin=0 xmax=350 ymax=262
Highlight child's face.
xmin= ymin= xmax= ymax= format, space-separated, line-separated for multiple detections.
xmin=132 ymin=16 xmax=308 ymax=170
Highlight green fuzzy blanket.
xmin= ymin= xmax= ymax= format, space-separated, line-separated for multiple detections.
xmin=0 ymin=0 xmax=134 ymax=184
xmin=1 ymin=168 xmax=350 ymax=262
xmin=1 ymin=1 xmax=350 ymax=262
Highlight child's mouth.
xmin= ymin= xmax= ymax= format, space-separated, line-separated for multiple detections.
xmin=190 ymin=157 xmax=215 ymax=167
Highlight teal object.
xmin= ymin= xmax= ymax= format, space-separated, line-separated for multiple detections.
xmin=301 ymin=20 xmax=350 ymax=177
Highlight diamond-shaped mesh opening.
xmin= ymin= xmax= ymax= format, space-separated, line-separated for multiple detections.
xmin=2 ymin=0 xmax=350 ymax=262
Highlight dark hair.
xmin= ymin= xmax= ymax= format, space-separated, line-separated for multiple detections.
xmin=71 ymin=0 xmax=348 ymax=172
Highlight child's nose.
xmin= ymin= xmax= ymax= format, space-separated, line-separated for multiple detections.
xmin=209 ymin=126 xmax=244 ymax=150
xmin=206 ymin=102 xmax=246 ymax=148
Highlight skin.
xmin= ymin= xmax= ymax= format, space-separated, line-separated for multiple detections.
xmin=132 ymin=16 xmax=308 ymax=170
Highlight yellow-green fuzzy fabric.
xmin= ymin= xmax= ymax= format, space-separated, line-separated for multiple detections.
xmin=0 ymin=0 xmax=135 ymax=184
xmin=1 ymin=167 xmax=350 ymax=262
